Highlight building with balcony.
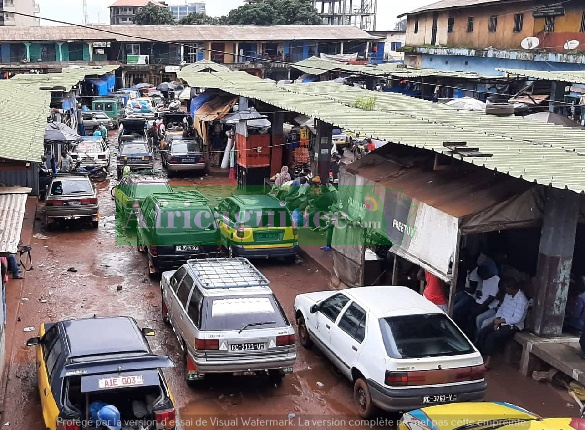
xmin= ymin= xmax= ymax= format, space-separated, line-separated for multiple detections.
xmin=109 ymin=0 xmax=165 ymax=25
xmin=399 ymin=0 xmax=585 ymax=75
xmin=168 ymin=1 xmax=205 ymax=21
xmin=313 ymin=0 xmax=377 ymax=31
xmin=0 ymin=0 xmax=40 ymax=26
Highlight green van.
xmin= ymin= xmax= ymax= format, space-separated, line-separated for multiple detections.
xmin=91 ymin=97 xmax=124 ymax=126
xmin=136 ymin=190 xmax=222 ymax=275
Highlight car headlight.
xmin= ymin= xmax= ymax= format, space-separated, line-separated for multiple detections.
xmin=399 ymin=413 xmax=435 ymax=430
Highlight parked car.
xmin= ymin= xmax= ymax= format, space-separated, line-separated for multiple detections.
xmin=137 ymin=191 xmax=222 ymax=275
xmin=160 ymin=258 xmax=296 ymax=384
xmin=44 ymin=173 xmax=99 ymax=228
xmin=293 ymin=286 xmax=486 ymax=418
xmin=71 ymin=136 xmax=110 ymax=168
xmin=26 ymin=316 xmax=176 ymax=430
xmin=399 ymin=402 xmax=581 ymax=430
xmin=114 ymin=173 xmax=172 ymax=221
xmin=215 ymin=194 xmax=299 ymax=262
xmin=91 ymin=97 xmax=124 ymax=127
xmin=118 ymin=117 xmax=148 ymax=145
xmin=161 ymin=136 xmax=206 ymax=176
xmin=117 ymin=141 xmax=154 ymax=179
xmin=81 ymin=111 xmax=114 ymax=133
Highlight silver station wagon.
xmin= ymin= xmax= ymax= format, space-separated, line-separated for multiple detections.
xmin=160 ymin=258 xmax=296 ymax=385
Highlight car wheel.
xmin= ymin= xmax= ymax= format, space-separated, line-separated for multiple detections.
xmin=354 ymin=377 xmax=377 ymax=419
xmin=91 ymin=220 xmax=99 ymax=229
xmin=268 ymin=370 xmax=284 ymax=385
xmin=284 ymin=255 xmax=296 ymax=264
xmin=297 ymin=316 xmax=313 ymax=349
xmin=161 ymin=297 xmax=170 ymax=325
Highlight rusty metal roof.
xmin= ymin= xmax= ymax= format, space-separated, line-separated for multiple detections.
xmin=498 ymin=68 xmax=585 ymax=85
xmin=398 ymin=0 xmax=512 ymax=16
xmin=0 ymin=189 xmax=30 ymax=255
xmin=0 ymin=25 xmax=376 ymax=43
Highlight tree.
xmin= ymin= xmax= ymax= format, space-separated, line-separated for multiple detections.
xmin=224 ymin=0 xmax=322 ymax=25
xmin=179 ymin=13 xmax=219 ymax=25
xmin=134 ymin=2 xmax=176 ymax=25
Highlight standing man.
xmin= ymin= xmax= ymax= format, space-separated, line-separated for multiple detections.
xmin=59 ymin=150 xmax=73 ymax=173
xmin=418 ymin=268 xmax=448 ymax=312
xmin=98 ymin=122 xmax=108 ymax=141
xmin=475 ymin=278 xmax=529 ymax=368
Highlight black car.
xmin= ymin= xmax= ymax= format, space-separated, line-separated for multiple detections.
xmin=26 ymin=316 xmax=176 ymax=430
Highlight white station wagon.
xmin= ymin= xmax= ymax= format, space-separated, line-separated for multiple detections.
xmin=293 ymin=286 xmax=486 ymax=418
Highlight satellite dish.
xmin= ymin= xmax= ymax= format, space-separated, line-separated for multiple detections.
xmin=564 ymin=40 xmax=580 ymax=50
xmin=521 ymin=37 xmax=540 ymax=49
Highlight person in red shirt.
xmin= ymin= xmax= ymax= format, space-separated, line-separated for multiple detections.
xmin=418 ymin=268 xmax=448 ymax=312
xmin=366 ymin=138 xmax=376 ymax=153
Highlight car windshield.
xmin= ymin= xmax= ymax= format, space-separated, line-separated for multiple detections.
xmin=379 ymin=314 xmax=475 ymax=359
xmin=172 ymin=141 xmax=201 ymax=154
xmin=202 ymin=295 xmax=288 ymax=331
xmin=50 ymin=179 xmax=93 ymax=195
xmin=134 ymin=183 xmax=171 ymax=199
xmin=75 ymin=142 xmax=102 ymax=152
xmin=154 ymin=209 xmax=216 ymax=233
xmin=121 ymin=144 xmax=148 ymax=155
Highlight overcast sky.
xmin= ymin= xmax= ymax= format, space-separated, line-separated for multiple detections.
xmin=36 ymin=0 xmax=434 ymax=29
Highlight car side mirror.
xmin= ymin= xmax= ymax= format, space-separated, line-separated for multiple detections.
xmin=26 ymin=337 xmax=40 ymax=346
xmin=142 ymin=327 xmax=155 ymax=337
xmin=310 ymin=303 xmax=320 ymax=314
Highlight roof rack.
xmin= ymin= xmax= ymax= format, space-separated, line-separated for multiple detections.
xmin=186 ymin=258 xmax=270 ymax=290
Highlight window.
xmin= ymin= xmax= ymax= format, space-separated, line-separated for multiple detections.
xmin=448 ymin=17 xmax=454 ymax=33
xmin=488 ymin=15 xmax=498 ymax=32
xmin=514 ymin=13 xmax=524 ymax=32
xmin=544 ymin=16 xmax=555 ymax=32
xmin=580 ymin=11 xmax=585 ymax=33
xmin=170 ymin=266 xmax=187 ymax=291
xmin=414 ymin=18 xmax=419 ymax=33
xmin=319 ymin=293 xmax=350 ymax=322
xmin=187 ymin=288 xmax=203 ymax=328
xmin=126 ymin=44 xmax=140 ymax=55
xmin=467 ymin=16 xmax=474 ymax=32
xmin=176 ymin=274 xmax=194 ymax=308
xmin=203 ymin=295 xmax=288 ymax=331
xmin=42 ymin=325 xmax=59 ymax=362
xmin=379 ymin=314 xmax=475 ymax=359
xmin=390 ymin=42 xmax=402 ymax=51
xmin=46 ymin=339 xmax=63 ymax=378
xmin=50 ymin=180 xmax=93 ymax=196
xmin=338 ymin=302 xmax=367 ymax=343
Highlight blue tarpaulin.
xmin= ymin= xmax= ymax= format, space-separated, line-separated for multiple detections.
xmin=189 ymin=92 xmax=215 ymax=118
xmin=88 ymin=79 xmax=109 ymax=96
xmin=301 ymin=75 xmax=319 ymax=83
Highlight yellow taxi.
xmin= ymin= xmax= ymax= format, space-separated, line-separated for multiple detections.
xmin=26 ymin=316 xmax=176 ymax=430
xmin=399 ymin=402 xmax=584 ymax=430
xmin=215 ymin=194 xmax=299 ymax=262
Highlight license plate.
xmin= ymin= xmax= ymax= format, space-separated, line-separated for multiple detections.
xmin=66 ymin=201 xmax=81 ymax=206
xmin=129 ymin=157 xmax=142 ymax=162
xmin=257 ymin=232 xmax=280 ymax=240
xmin=422 ymin=394 xmax=457 ymax=404
xmin=98 ymin=375 xmax=144 ymax=389
xmin=230 ymin=342 xmax=265 ymax=351
xmin=176 ymin=245 xmax=199 ymax=252
xmin=182 ymin=158 xmax=196 ymax=163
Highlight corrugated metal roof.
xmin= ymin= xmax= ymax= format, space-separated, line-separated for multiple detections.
xmin=177 ymin=66 xmax=585 ymax=193
xmin=293 ymin=57 xmax=499 ymax=79
xmin=0 ymin=191 xmax=29 ymax=255
xmin=398 ymin=0 xmax=512 ymax=16
xmin=0 ymin=25 xmax=376 ymax=43
xmin=12 ymin=65 xmax=120 ymax=92
xmin=185 ymin=60 xmax=231 ymax=73
xmin=498 ymin=68 xmax=585 ymax=85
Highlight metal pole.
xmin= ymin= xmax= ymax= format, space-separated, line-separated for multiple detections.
xmin=391 ymin=253 xmax=398 ymax=285
xmin=447 ymin=231 xmax=461 ymax=317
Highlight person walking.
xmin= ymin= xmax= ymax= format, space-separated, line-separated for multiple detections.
xmin=475 ymin=278 xmax=529 ymax=369
xmin=98 ymin=122 xmax=108 ymax=141
xmin=6 ymin=254 xmax=22 ymax=279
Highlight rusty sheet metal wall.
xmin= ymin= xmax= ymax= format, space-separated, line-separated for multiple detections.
xmin=0 ymin=193 xmax=28 ymax=255
xmin=0 ymin=165 xmax=39 ymax=196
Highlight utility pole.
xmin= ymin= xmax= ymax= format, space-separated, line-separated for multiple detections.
xmin=83 ymin=0 xmax=89 ymax=25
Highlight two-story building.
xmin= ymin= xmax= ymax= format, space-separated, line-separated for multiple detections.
xmin=399 ymin=0 xmax=585 ymax=75
xmin=0 ymin=25 xmax=377 ymax=84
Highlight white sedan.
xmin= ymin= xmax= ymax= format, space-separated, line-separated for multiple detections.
xmin=293 ymin=286 xmax=486 ymax=418
xmin=71 ymin=136 xmax=110 ymax=168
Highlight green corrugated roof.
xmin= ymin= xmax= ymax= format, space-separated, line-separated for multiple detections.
xmin=498 ymin=68 xmax=585 ymax=85
xmin=185 ymin=60 xmax=231 ymax=73
xmin=0 ymin=80 xmax=51 ymax=162
xmin=1 ymin=65 xmax=120 ymax=162
xmin=178 ymin=66 xmax=585 ymax=194
xmin=12 ymin=65 xmax=120 ymax=92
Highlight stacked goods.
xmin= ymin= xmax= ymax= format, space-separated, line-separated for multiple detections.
xmin=294 ymin=147 xmax=310 ymax=164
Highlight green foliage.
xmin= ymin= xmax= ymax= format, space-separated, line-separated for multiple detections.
xmin=179 ymin=13 xmax=220 ymax=25
xmin=224 ymin=0 xmax=322 ymax=25
xmin=134 ymin=2 xmax=176 ymax=25
xmin=353 ymin=96 xmax=377 ymax=111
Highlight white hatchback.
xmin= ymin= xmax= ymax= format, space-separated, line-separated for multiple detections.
xmin=293 ymin=286 xmax=486 ymax=418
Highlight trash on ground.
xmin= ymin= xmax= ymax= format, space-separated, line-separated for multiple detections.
xmin=316 ymin=381 xmax=324 ymax=388
xmin=23 ymin=327 xmax=35 ymax=332
xmin=21 ymin=298 xmax=29 ymax=302
xmin=32 ymin=233 xmax=49 ymax=240
xmin=67 ymin=267 xmax=78 ymax=273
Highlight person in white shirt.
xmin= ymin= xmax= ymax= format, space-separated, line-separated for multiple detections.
xmin=475 ymin=279 xmax=529 ymax=368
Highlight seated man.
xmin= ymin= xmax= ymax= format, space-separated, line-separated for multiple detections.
xmin=564 ymin=280 xmax=585 ymax=333
xmin=475 ymin=279 xmax=529 ymax=368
